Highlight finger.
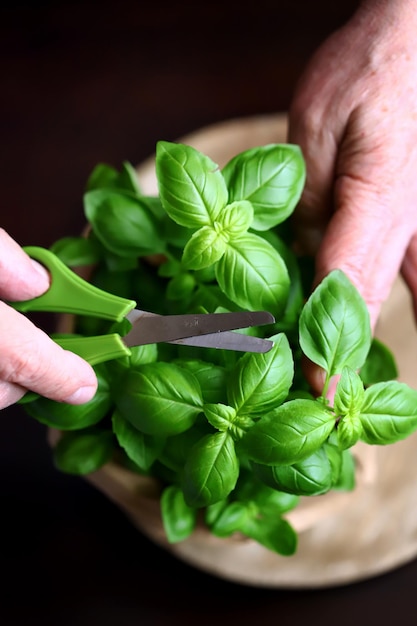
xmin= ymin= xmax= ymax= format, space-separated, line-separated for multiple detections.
xmin=0 ymin=301 xmax=97 ymax=405
xmin=315 ymin=176 xmax=410 ymax=332
xmin=0 ymin=380 xmax=26 ymax=410
xmin=401 ymin=233 xmax=417 ymax=321
xmin=0 ymin=228 xmax=50 ymax=301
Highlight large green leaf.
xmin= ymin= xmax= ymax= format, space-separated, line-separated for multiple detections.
xmin=215 ymin=232 xmax=290 ymax=316
xmin=227 ymin=333 xmax=293 ymax=416
xmin=240 ymin=398 xmax=335 ymax=465
xmin=299 ymin=270 xmax=371 ymax=377
xmin=115 ymin=362 xmax=203 ymax=436
xmin=182 ymin=431 xmax=239 ymax=507
xmin=160 ymin=485 xmax=197 ymax=543
xmin=253 ymin=446 xmax=333 ymax=496
xmin=155 ymin=141 xmax=228 ymax=228
xmin=84 ymin=189 xmax=163 ymax=257
xmin=222 ymin=144 xmax=305 ymax=231
xmin=359 ymin=381 xmax=417 ymax=444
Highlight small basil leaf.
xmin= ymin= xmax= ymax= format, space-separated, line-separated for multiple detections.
xmin=222 ymin=143 xmax=305 ymax=231
xmin=203 ymin=403 xmax=236 ymax=431
xmin=160 ymin=485 xmax=197 ymax=543
xmin=240 ymin=399 xmax=335 ymax=465
xmin=166 ymin=273 xmax=196 ymax=301
xmin=53 ymin=428 xmax=114 ymax=475
xmin=182 ymin=225 xmax=227 ymax=270
xmin=24 ymin=366 xmax=111 ymax=430
xmin=218 ymin=201 xmax=254 ymax=237
xmin=182 ymin=432 xmax=239 ymax=507
xmin=299 ymin=269 xmax=372 ymax=378
xmin=333 ymin=366 xmax=365 ymax=417
xmin=241 ymin=514 xmax=297 ymax=556
xmin=115 ymin=362 xmax=203 ymax=436
xmin=209 ymin=501 xmax=249 ymax=537
xmin=215 ymin=232 xmax=290 ymax=316
xmin=50 ymin=236 xmax=102 ymax=267
xmin=112 ymin=410 xmax=164 ymax=471
xmin=227 ymin=333 xmax=293 ymax=416
xmin=336 ymin=415 xmax=363 ymax=450
xmin=360 ymin=337 xmax=399 ymax=385
xmin=359 ymin=381 xmax=417 ymax=444
xmin=84 ymin=189 xmax=164 ymax=257
xmin=155 ymin=141 xmax=228 ymax=228
xmin=332 ymin=449 xmax=356 ymax=491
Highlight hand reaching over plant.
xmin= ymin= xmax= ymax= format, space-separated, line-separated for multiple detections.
xmin=288 ymin=0 xmax=417 ymax=393
xmin=0 ymin=228 xmax=97 ymax=409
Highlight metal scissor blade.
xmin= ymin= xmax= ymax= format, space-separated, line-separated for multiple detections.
xmin=124 ymin=309 xmax=275 ymax=348
xmin=169 ymin=331 xmax=274 ymax=353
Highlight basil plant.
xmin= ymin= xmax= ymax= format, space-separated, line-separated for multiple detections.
xmin=23 ymin=140 xmax=417 ymax=557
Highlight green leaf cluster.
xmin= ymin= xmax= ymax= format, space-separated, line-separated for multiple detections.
xmin=23 ymin=141 xmax=417 ymax=558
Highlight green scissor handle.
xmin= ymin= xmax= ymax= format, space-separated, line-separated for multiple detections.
xmin=12 ymin=246 xmax=136 ymax=367
xmin=14 ymin=246 xmax=136 ymax=320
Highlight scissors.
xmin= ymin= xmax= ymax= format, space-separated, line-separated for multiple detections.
xmin=11 ymin=247 xmax=275 ymax=366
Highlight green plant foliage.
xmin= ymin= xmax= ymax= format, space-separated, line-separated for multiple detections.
xmin=25 ymin=140 xmax=417 ymax=558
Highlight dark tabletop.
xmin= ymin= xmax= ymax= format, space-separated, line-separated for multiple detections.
xmin=2 ymin=2 xmax=417 ymax=625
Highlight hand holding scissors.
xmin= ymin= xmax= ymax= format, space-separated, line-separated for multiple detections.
xmin=3 ymin=236 xmax=275 ymax=407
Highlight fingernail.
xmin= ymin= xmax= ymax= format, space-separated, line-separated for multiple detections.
xmin=30 ymin=259 xmax=50 ymax=291
xmin=64 ymin=385 xmax=97 ymax=405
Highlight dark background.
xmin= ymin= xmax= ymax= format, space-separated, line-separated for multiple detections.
xmin=2 ymin=2 xmax=417 ymax=624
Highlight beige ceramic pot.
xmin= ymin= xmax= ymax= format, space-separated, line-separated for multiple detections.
xmin=51 ymin=113 xmax=417 ymax=589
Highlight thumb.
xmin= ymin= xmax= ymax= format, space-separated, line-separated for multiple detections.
xmin=0 ymin=228 xmax=50 ymax=301
xmin=0 ymin=301 xmax=97 ymax=408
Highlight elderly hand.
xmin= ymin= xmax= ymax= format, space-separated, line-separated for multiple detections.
xmin=288 ymin=0 xmax=417 ymax=392
xmin=0 ymin=228 xmax=97 ymax=409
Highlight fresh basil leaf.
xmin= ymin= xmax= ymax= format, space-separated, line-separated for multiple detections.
xmin=158 ymin=422 xmax=211 ymax=472
xmin=336 ymin=415 xmax=363 ymax=450
xmin=299 ymin=270 xmax=372 ymax=378
xmin=50 ymin=236 xmax=102 ymax=267
xmin=215 ymin=232 xmax=290 ymax=316
xmin=217 ymin=201 xmax=254 ymax=237
xmin=53 ymin=428 xmax=114 ymax=475
xmin=174 ymin=359 xmax=227 ymax=404
xmin=234 ymin=471 xmax=299 ymax=513
xmin=241 ymin=514 xmax=297 ymax=556
xmin=203 ymin=403 xmax=236 ymax=431
xmin=119 ymin=161 xmax=142 ymax=195
xmin=85 ymin=163 xmax=121 ymax=191
xmin=155 ymin=141 xmax=228 ymax=228
xmin=360 ymin=337 xmax=399 ymax=385
xmin=240 ymin=399 xmax=335 ymax=465
xmin=259 ymin=230 xmax=304 ymax=332
xmin=86 ymin=161 xmax=142 ymax=195
xmin=166 ymin=272 xmax=196 ymax=301
xmin=24 ymin=366 xmax=112 ymax=430
xmin=227 ymin=333 xmax=293 ymax=416
xmin=253 ymin=446 xmax=333 ymax=496
xmin=334 ymin=366 xmax=365 ymax=417
xmin=323 ymin=440 xmax=343 ymax=486
xmin=222 ymin=144 xmax=305 ymax=231
xmin=160 ymin=485 xmax=197 ymax=543
xmin=112 ymin=410 xmax=164 ymax=471
xmin=84 ymin=189 xmax=164 ymax=257
xmin=359 ymin=381 xmax=417 ymax=444
xmin=332 ymin=449 xmax=356 ymax=491
xmin=182 ymin=225 xmax=227 ymax=270
xmin=209 ymin=501 xmax=249 ymax=537
xmin=115 ymin=362 xmax=203 ymax=436
xmin=182 ymin=431 xmax=239 ymax=507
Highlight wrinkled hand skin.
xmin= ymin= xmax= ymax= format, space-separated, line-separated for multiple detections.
xmin=288 ymin=0 xmax=417 ymax=393
xmin=0 ymin=228 xmax=97 ymax=409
